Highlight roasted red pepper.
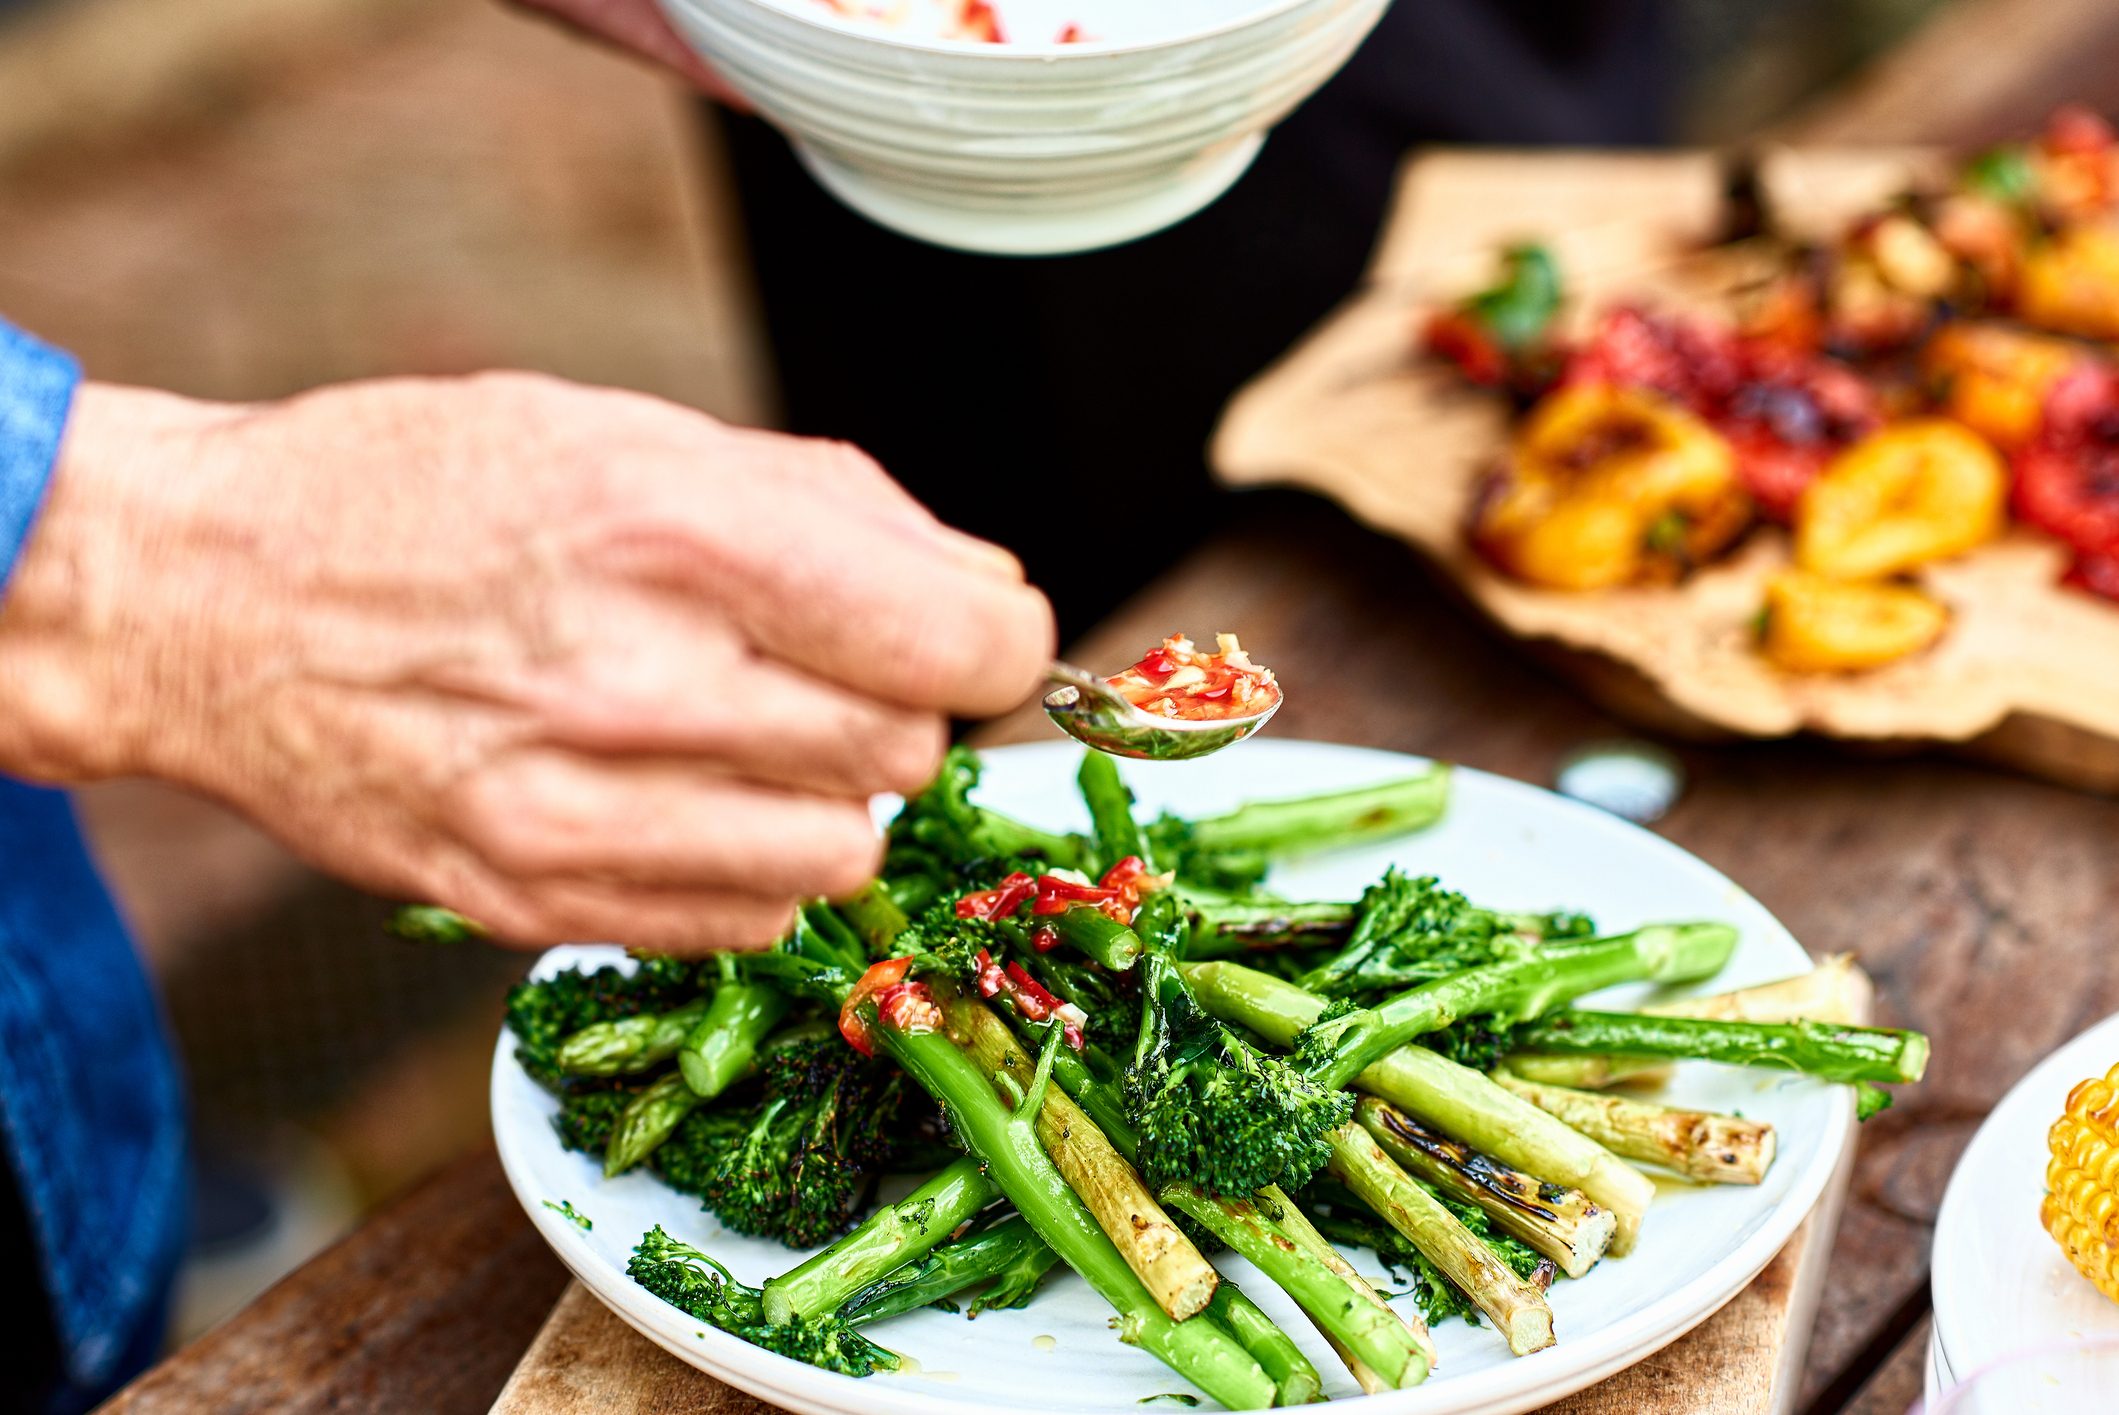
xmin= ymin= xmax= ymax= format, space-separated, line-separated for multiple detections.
xmin=2065 ymin=548 xmax=2119 ymax=602
xmin=1424 ymin=309 xmax=1510 ymax=386
xmin=838 ymin=957 xmax=914 ymax=1057
xmin=2013 ymin=366 xmax=2119 ymax=557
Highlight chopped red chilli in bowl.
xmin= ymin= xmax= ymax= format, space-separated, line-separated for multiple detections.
xmin=1106 ymin=634 xmax=1280 ymax=721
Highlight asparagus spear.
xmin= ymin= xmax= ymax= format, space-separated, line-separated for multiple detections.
xmin=1353 ymin=1095 xmax=1615 ymax=1278
xmin=763 ymin=1156 xmax=1001 ymax=1324
xmin=1507 ymin=1012 xmax=1928 ymax=1085
xmin=603 ymin=1072 xmax=701 ymax=1178
xmin=1182 ymin=767 xmax=1453 ymax=859
xmin=1493 ymin=1072 xmax=1778 ymax=1185
xmin=1185 ymin=897 xmax=1361 ymax=957
xmin=1328 ymin=1124 xmax=1557 ymax=1357
xmin=1291 ymin=923 xmax=1740 ymax=1091
xmin=557 ymin=998 xmax=709 ymax=1076
xmin=1505 ymin=954 xmax=1872 ymax=1088
xmin=864 ymin=997 xmax=1279 ymax=1412
xmin=1181 ymin=960 xmax=1656 ymax=1253
xmin=838 ymin=1213 xmax=1060 ymax=1324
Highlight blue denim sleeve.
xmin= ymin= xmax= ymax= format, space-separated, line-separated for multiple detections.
xmin=0 ymin=320 xmax=78 ymax=590
xmin=0 ymin=320 xmax=189 ymax=1412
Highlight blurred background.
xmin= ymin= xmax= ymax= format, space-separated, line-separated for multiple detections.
xmin=3 ymin=0 xmax=2115 ymax=1353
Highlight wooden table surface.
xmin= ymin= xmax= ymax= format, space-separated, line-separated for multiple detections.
xmin=101 ymin=500 xmax=2119 ymax=1414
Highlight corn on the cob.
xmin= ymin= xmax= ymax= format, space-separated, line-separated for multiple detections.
xmin=2043 ymin=1061 xmax=2119 ymax=1304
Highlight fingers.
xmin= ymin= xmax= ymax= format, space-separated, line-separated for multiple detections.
xmin=634 ymin=480 xmax=1055 ymax=718
xmin=443 ymin=747 xmax=886 ymax=897
xmin=454 ymin=872 xmax=801 ymax=954
xmin=532 ymin=639 xmax=949 ymax=799
xmin=714 ymin=424 xmax=1032 ymax=586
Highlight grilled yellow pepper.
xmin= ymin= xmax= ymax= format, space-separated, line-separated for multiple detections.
xmin=1795 ymin=420 xmax=2006 ymax=580
xmin=1475 ymin=385 xmax=1747 ymax=590
xmin=1922 ymin=322 xmax=2083 ymax=449
xmin=1758 ymin=569 xmax=1948 ymax=673
xmin=2019 ymin=225 xmax=2119 ymax=340
xmin=2044 ymin=1061 xmax=2119 ymax=1305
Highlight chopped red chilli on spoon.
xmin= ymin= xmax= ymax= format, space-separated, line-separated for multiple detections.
xmin=1106 ymin=634 xmax=1280 ymax=721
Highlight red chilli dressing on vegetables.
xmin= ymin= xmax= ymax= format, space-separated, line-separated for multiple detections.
xmin=1105 ymin=634 xmax=1280 ymax=721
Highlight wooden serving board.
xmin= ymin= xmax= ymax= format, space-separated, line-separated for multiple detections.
xmin=489 ymin=1186 xmax=1853 ymax=1415
xmin=1212 ymin=148 xmax=2119 ymax=793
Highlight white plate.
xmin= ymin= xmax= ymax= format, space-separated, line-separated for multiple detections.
xmin=493 ymin=738 xmax=1852 ymax=1414
xmin=1929 ymin=1011 xmax=2119 ymax=1394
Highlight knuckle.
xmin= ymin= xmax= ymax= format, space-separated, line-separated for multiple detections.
xmin=447 ymin=765 xmax=579 ymax=878
xmin=862 ymin=715 xmax=948 ymax=797
xmin=811 ymin=821 xmax=885 ymax=898
xmin=887 ymin=605 xmax=990 ymax=707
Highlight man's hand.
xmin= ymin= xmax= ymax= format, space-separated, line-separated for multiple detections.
xmin=511 ymin=0 xmax=746 ymax=105
xmin=0 ymin=374 xmax=1054 ymax=950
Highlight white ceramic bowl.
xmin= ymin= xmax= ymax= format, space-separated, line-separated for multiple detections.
xmin=655 ymin=0 xmax=1392 ymax=253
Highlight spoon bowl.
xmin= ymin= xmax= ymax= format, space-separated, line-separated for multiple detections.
xmin=1041 ymin=661 xmax=1280 ymax=761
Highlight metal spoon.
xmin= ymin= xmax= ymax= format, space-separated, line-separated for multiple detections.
xmin=1040 ymin=661 xmax=1280 ymax=761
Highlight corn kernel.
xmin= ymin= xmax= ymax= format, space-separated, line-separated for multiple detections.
xmin=2044 ymin=1063 xmax=2119 ymax=1304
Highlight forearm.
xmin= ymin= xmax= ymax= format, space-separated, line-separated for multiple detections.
xmin=0 ymin=381 xmax=221 ymax=784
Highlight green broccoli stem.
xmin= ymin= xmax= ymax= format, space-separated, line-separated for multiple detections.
xmin=866 ymin=1004 xmax=1277 ymax=1413
xmin=1185 ymin=766 xmax=1451 ymax=859
xmin=1203 ymin=1280 xmax=1324 ymax=1407
xmin=974 ymin=809 xmax=1089 ymax=871
xmin=763 ymin=1156 xmax=1001 ymax=1324
xmin=1266 ymin=1187 xmax=1436 ymax=1388
xmin=1508 ymin=1011 xmax=1930 ymax=1085
xmin=1045 ymin=906 xmax=1143 ymax=971
xmin=603 ymin=1072 xmax=701 ymax=1178
xmin=677 ymin=959 xmax=790 ymax=1097
xmin=1294 ymin=923 xmax=1739 ymax=1091
xmin=839 ymin=881 xmax=914 ymax=956
xmin=1078 ymin=751 xmax=1153 ymax=871
xmin=839 ymin=1214 xmax=1058 ymax=1325
xmin=1327 ymin=1124 xmax=1556 ymax=1358
xmin=1160 ymin=1183 xmax=1431 ymax=1390
xmin=558 ymin=998 xmax=710 ymax=1076
xmin=1185 ymin=897 xmax=1358 ymax=958
xmin=1179 ymin=961 xmax=1655 ymax=1254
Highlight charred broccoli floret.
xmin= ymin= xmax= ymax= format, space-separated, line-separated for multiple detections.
xmin=627 ymin=1226 xmax=898 ymax=1377
xmin=1124 ymin=900 xmax=1351 ymax=1198
xmin=696 ymin=1037 xmax=905 ymax=1248
xmin=885 ymin=746 xmax=1086 ymax=888
xmin=1295 ymin=869 xmax=1593 ymax=1002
